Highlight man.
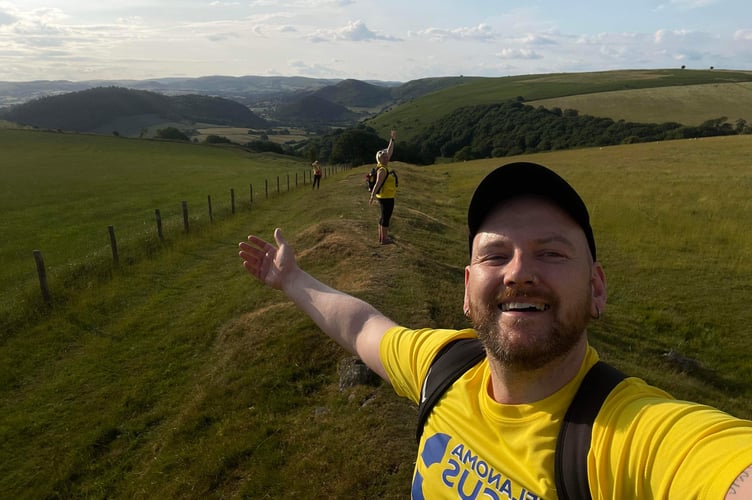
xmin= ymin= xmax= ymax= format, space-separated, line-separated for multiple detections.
xmin=239 ymin=162 xmax=752 ymax=498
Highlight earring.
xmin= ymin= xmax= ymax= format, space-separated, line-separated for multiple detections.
xmin=592 ymin=306 xmax=601 ymax=320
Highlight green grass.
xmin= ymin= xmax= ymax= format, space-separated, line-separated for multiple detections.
xmin=368 ymin=69 xmax=752 ymax=139
xmin=1 ymin=130 xmax=751 ymax=497
xmin=0 ymin=128 xmax=318 ymax=328
xmin=530 ymin=81 xmax=752 ymax=126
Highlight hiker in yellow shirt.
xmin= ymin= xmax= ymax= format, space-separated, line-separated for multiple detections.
xmin=369 ymin=129 xmax=397 ymax=244
xmin=239 ymin=161 xmax=752 ymax=499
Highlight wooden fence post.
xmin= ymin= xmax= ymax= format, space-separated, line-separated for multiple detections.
xmin=208 ymin=195 xmax=213 ymax=223
xmin=182 ymin=201 xmax=189 ymax=233
xmin=276 ymin=176 xmax=280 ymax=195
xmin=249 ymin=183 xmax=253 ymax=205
xmin=295 ymin=172 xmax=298 ymax=187
xmin=32 ymin=250 xmax=52 ymax=305
xmin=231 ymin=188 xmax=235 ymax=214
xmin=155 ymin=209 xmax=163 ymax=241
xmin=265 ymin=179 xmax=268 ymax=199
xmin=286 ymin=174 xmax=290 ymax=192
xmin=108 ymin=225 xmax=119 ymax=264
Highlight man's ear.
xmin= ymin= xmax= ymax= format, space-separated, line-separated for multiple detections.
xmin=590 ymin=262 xmax=607 ymax=318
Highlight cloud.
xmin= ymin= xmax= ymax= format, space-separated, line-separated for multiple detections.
xmin=496 ymin=48 xmax=542 ymax=60
xmin=412 ymin=23 xmax=494 ymax=42
xmin=734 ymin=29 xmax=752 ymax=41
xmin=309 ymin=20 xmax=400 ymax=42
xmin=289 ymin=59 xmax=338 ymax=76
xmin=668 ymin=0 xmax=721 ymax=8
xmin=516 ymin=33 xmax=558 ymax=46
xmin=654 ymin=28 xmax=718 ymax=46
xmin=0 ymin=6 xmax=18 ymax=26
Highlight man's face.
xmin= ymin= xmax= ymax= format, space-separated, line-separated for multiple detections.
xmin=464 ymin=196 xmax=606 ymax=370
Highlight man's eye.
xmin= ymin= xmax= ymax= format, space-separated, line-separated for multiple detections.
xmin=542 ymin=251 xmax=566 ymax=259
xmin=485 ymin=254 xmax=509 ymax=262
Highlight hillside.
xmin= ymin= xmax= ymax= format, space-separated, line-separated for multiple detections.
xmin=271 ymin=94 xmax=361 ymax=125
xmin=2 ymin=127 xmax=752 ymax=498
xmin=529 ymin=81 xmax=752 ymax=126
xmin=0 ymin=86 xmax=269 ymax=135
xmin=366 ymin=69 xmax=752 ymax=140
xmin=4 ymin=69 xmax=752 ymax=145
xmin=312 ymin=78 xmax=394 ymax=109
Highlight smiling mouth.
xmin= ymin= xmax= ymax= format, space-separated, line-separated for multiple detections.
xmin=500 ymin=302 xmax=550 ymax=312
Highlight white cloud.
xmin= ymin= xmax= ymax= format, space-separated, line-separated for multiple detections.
xmin=734 ymin=29 xmax=752 ymax=41
xmin=668 ymin=0 xmax=721 ymax=8
xmin=412 ymin=24 xmax=494 ymax=42
xmin=496 ymin=48 xmax=542 ymax=60
xmin=309 ymin=20 xmax=400 ymax=42
xmin=0 ymin=1 xmax=748 ymax=82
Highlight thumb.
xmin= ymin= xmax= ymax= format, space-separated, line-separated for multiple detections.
xmin=273 ymin=228 xmax=287 ymax=248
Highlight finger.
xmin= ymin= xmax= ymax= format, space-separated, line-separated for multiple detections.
xmin=246 ymin=235 xmax=269 ymax=249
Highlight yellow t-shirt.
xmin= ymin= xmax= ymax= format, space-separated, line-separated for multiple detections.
xmin=374 ymin=164 xmax=396 ymax=199
xmin=380 ymin=326 xmax=752 ymax=499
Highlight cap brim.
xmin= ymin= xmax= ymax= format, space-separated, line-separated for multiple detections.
xmin=467 ymin=162 xmax=596 ymax=259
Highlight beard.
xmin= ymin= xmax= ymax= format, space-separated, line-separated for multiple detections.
xmin=469 ymin=286 xmax=592 ymax=371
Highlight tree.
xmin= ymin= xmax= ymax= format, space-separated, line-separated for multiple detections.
xmin=205 ymin=135 xmax=232 ymax=144
xmin=156 ymin=127 xmax=190 ymax=141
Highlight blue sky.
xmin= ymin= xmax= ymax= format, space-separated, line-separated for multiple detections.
xmin=0 ymin=0 xmax=750 ymax=82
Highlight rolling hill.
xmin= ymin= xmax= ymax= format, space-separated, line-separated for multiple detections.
xmin=0 ymin=86 xmax=269 ymax=136
xmin=4 ymin=69 xmax=752 ymax=146
xmin=270 ymin=94 xmax=361 ymax=125
xmin=365 ymin=69 xmax=752 ymax=140
xmin=312 ymin=78 xmax=393 ymax=109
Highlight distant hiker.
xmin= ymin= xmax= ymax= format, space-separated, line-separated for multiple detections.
xmin=369 ymin=130 xmax=397 ymax=245
xmin=312 ymin=161 xmax=322 ymax=190
xmin=239 ymin=161 xmax=752 ymax=498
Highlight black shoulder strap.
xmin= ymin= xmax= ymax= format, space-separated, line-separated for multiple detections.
xmin=374 ymin=166 xmax=389 ymax=194
xmin=554 ymin=361 xmax=626 ymax=500
xmin=416 ymin=338 xmax=485 ymax=442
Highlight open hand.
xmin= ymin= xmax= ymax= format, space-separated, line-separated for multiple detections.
xmin=238 ymin=228 xmax=297 ymax=290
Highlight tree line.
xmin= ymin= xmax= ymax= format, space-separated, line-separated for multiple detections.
xmin=305 ymin=99 xmax=752 ymax=166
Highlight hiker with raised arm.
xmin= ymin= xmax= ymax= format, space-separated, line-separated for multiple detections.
xmin=239 ymin=161 xmax=752 ymax=499
xmin=369 ymin=130 xmax=398 ymax=244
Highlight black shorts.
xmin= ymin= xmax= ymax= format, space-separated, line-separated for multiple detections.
xmin=378 ymin=198 xmax=395 ymax=227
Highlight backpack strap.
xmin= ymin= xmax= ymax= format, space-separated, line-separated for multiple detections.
xmin=416 ymin=338 xmax=485 ymax=442
xmin=554 ymin=361 xmax=626 ymax=500
xmin=373 ymin=166 xmax=389 ymax=194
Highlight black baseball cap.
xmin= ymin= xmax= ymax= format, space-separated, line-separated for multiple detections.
xmin=467 ymin=162 xmax=596 ymax=260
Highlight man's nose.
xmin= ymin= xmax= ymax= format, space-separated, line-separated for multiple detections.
xmin=503 ymin=252 xmax=537 ymax=286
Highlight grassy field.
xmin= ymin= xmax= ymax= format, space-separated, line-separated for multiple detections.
xmin=1 ymin=130 xmax=751 ymax=497
xmin=0 ymin=128 xmax=319 ymax=327
xmin=530 ymin=81 xmax=752 ymax=126
xmin=193 ymin=126 xmax=312 ymax=145
xmin=368 ymin=69 xmax=752 ymax=140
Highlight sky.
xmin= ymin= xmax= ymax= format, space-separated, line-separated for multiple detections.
xmin=0 ymin=0 xmax=750 ymax=83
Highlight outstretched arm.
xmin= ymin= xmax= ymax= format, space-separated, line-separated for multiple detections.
xmin=726 ymin=464 xmax=752 ymax=499
xmin=385 ymin=129 xmax=396 ymax=161
xmin=239 ymin=228 xmax=396 ymax=381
